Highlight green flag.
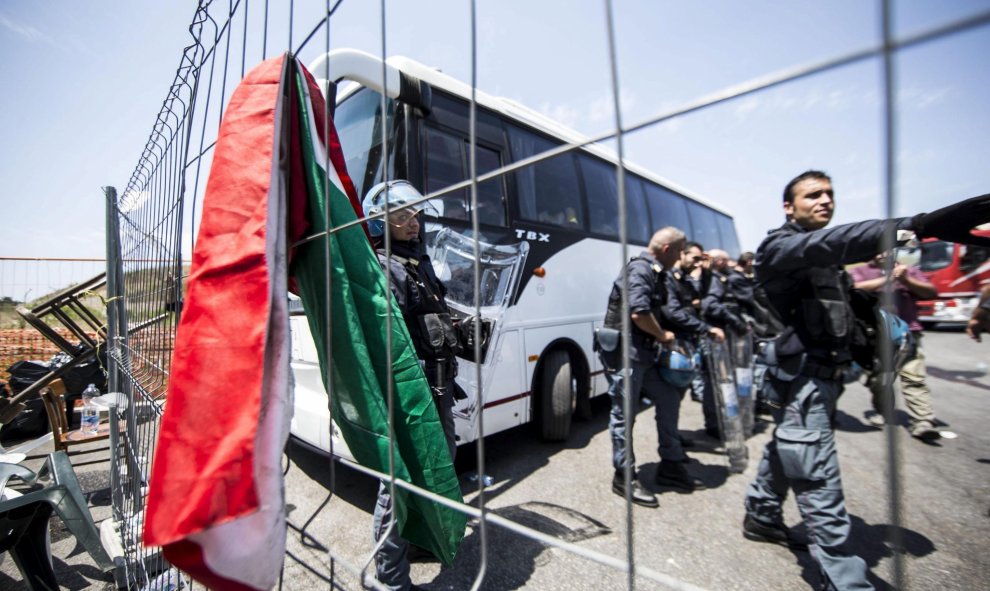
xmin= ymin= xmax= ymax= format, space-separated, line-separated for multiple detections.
xmin=287 ymin=59 xmax=466 ymax=565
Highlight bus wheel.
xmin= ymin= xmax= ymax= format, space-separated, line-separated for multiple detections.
xmin=540 ymin=350 xmax=574 ymax=441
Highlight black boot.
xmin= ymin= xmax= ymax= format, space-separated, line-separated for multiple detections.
xmin=654 ymin=460 xmax=705 ymax=492
xmin=612 ymin=471 xmax=658 ymax=508
xmin=742 ymin=514 xmax=808 ymax=550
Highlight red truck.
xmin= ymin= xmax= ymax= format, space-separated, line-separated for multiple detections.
xmin=915 ymin=230 xmax=990 ymax=328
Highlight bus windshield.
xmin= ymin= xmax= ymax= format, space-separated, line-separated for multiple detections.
xmin=428 ymin=227 xmax=529 ymax=316
xmin=919 ymin=240 xmax=953 ymax=272
xmin=334 ymin=88 xmax=397 ymax=200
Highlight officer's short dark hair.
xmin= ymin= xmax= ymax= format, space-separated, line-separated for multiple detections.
xmin=684 ymin=241 xmax=704 ymax=252
xmin=738 ymin=251 xmax=755 ymax=266
xmin=783 ymin=170 xmax=831 ymax=204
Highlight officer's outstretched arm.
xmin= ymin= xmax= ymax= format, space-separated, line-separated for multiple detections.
xmin=912 ymin=193 xmax=990 ymax=247
xmin=758 ymin=219 xmax=908 ymax=274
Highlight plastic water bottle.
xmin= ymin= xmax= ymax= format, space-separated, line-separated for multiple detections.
xmin=81 ymin=383 xmax=100 ymax=434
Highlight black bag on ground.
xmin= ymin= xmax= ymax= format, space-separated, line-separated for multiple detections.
xmin=3 ymin=360 xmax=52 ymax=441
xmin=2 ymin=348 xmax=108 ymax=440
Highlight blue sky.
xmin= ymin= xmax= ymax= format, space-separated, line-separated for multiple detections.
xmin=1 ymin=1 xmax=988 ymax=273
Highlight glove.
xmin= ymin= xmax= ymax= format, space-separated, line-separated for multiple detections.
xmin=911 ymin=193 xmax=990 ymax=246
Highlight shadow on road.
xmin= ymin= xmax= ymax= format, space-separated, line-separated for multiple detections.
xmin=789 ymin=513 xmax=934 ymax=590
xmin=427 ymin=501 xmax=611 ymax=590
xmin=833 ymin=409 xmax=878 ymax=433
xmin=283 ymin=390 xmax=744 ymax=588
xmin=926 ymin=366 xmax=990 ymax=392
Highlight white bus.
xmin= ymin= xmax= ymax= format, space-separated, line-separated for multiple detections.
xmin=289 ymin=49 xmax=740 ymax=454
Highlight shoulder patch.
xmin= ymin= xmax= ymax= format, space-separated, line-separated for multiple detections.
xmin=652 ymin=264 xmax=662 ymax=273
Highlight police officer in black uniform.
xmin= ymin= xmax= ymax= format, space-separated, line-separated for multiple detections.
xmin=662 ymin=242 xmax=725 ymax=444
xmin=703 ymin=249 xmax=749 ymax=337
xmin=700 ymin=248 xmax=751 ymax=434
xmin=742 ymin=170 xmax=990 ymax=591
xmin=730 ymin=252 xmax=756 ymax=303
xmin=364 ymin=180 xmax=461 ymax=591
xmin=598 ymin=226 xmax=683 ymax=508
xmin=728 ymin=251 xmax=784 ymax=416
xmin=661 ymin=241 xmax=724 ymax=486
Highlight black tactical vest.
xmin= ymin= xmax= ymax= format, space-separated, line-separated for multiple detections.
xmin=378 ymin=249 xmax=461 ymax=363
xmin=763 ymin=226 xmax=857 ymax=364
xmin=604 ymin=255 xmax=666 ymax=337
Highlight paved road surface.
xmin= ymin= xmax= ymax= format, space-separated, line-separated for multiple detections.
xmin=277 ymin=328 xmax=990 ymax=590
xmin=3 ymin=329 xmax=987 ymax=590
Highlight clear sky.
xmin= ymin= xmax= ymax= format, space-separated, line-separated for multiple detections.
xmin=2 ymin=1 xmax=988 ymax=268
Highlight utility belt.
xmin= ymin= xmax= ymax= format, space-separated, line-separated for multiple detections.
xmin=596 ymin=327 xmax=658 ymax=350
xmin=799 ymin=359 xmax=848 ymax=381
xmin=760 ymin=339 xmax=848 ymax=385
xmin=594 ymin=326 xmax=657 ymax=371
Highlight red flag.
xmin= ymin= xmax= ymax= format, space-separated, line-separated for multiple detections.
xmin=143 ymin=54 xmax=295 ymax=590
xmin=144 ymin=51 xmax=465 ymax=589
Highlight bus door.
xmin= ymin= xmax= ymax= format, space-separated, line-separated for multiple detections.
xmin=425 ymin=225 xmax=529 ymax=436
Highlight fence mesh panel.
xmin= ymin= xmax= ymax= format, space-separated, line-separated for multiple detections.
xmin=98 ymin=1 xmax=990 ymax=589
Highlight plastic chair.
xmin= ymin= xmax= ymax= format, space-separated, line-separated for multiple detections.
xmin=0 ymin=451 xmax=114 ymax=589
xmin=39 ymin=379 xmax=111 ymax=454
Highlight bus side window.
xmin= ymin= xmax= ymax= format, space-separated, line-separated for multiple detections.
xmin=579 ymin=156 xmax=619 ymax=239
xmin=424 ymin=126 xmax=468 ymax=220
xmin=507 ymin=125 xmax=584 ymax=230
xmin=686 ymin=200 xmax=721 ymax=251
xmin=424 ymin=125 xmax=507 ymax=226
xmin=473 ymin=144 xmax=507 ymax=227
xmin=960 ymin=245 xmax=990 ymax=273
xmin=623 ymin=178 xmax=654 ymax=245
xmin=644 ymin=183 xmax=692 ymax=238
xmin=715 ymin=213 xmax=741 ymax=257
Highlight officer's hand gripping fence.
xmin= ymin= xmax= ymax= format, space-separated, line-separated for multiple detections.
xmin=99 ymin=1 xmax=990 ymax=589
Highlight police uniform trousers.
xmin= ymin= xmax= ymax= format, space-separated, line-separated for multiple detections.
xmin=373 ymin=383 xmax=456 ymax=591
xmin=867 ymin=333 xmax=935 ymax=432
xmin=744 ymin=374 xmax=873 ymax=591
xmin=606 ymin=358 xmax=689 ymax=472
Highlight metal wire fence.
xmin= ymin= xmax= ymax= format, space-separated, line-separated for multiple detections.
xmin=100 ymin=1 xmax=990 ymax=590
xmin=0 ymin=257 xmax=106 ymax=385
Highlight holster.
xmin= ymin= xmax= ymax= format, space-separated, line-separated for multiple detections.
xmin=594 ymin=327 xmax=621 ymax=371
xmin=761 ymin=327 xmax=805 ymax=381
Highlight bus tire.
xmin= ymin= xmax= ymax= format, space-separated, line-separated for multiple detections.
xmin=540 ymin=350 xmax=574 ymax=441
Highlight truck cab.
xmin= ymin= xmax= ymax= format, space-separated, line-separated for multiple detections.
xmin=915 ymin=231 xmax=990 ymax=327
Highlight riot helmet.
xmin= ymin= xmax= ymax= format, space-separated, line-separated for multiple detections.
xmin=362 ymin=180 xmax=440 ymax=238
xmin=658 ymin=339 xmax=700 ymax=388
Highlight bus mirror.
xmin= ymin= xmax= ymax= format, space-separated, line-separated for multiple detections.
xmin=313 ymin=79 xmax=338 ymax=118
xmin=325 ymin=80 xmax=338 ymax=119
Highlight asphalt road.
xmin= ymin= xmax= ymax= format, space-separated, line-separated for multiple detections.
xmin=277 ymin=327 xmax=990 ymax=591
xmin=3 ymin=328 xmax=987 ymax=590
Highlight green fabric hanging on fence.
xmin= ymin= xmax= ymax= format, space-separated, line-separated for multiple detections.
xmin=286 ymin=64 xmax=466 ymax=566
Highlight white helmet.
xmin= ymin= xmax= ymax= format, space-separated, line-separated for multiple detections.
xmin=362 ymin=180 xmax=439 ymax=238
